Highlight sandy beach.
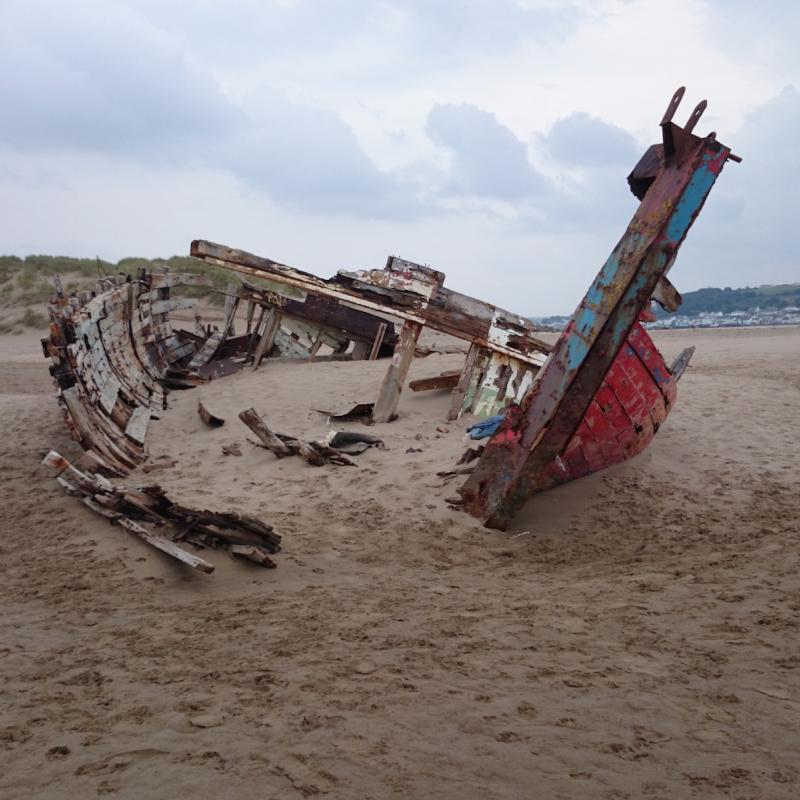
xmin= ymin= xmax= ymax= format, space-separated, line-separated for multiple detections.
xmin=1 ymin=323 xmax=799 ymax=799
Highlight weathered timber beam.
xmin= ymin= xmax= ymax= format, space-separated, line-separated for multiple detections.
xmin=239 ymin=408 xmax=293 ymax=456
xmin=42 ymin=450 xmax=215 ymax=573
xmin=252 ymin=309 xmax=282 ymax=369
xmin=190 ymin=241 xmax=548 ymax=365
xmin=409 ymin=371 xmax=460 ymax=392
xmin=222 ymin=282 xmax=240 ymax=337
xmin=351 ymin=340 xmax=370 ymax=360
xmin=242 ymin=285 xmax=397 ymax=346
xmin=368 ymin=321 xmax=388 ymax=360
xmin=653 ymin=275 xmax=682 ymax=312
xmin=373 ymin=320 xmax=422 ymax=423
xmin=447 ymin=343 xmax=481 ymax=421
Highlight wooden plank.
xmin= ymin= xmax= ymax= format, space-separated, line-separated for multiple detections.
xmin=368 ymin=321 xmax=388 ymax=360
xmin=653 ymin=275 xmax=682 ymax=312
xmin=198 ymin=400 xmax=225 ymax=427
xmin=373 ymin=320 xmax=422 ymax=423
xmin=124 ymin=407 xmax=151 ymax=444
xmin=238 ymin=408 xmax=293 ymax=457
xmin=447 ymin=343 xmax=481 ymax=421
xmin=252 ymin=310 xmax=282 ymax=369
xmin=187 ymin=331 xmax=223 ymax=371
xmin=229 ymin=544 xmax=277 ymax=568
xmin=351 ymin=340 xmax=369 ymax=360
xmin=82 ymin=496 xmax=214 ymax=573
xmin=409 ymin=370 xmax=460 ymax=392
xmin=246 ymin=306 xmax=267 ymax=360
xmin=307 ymin=332 xmax=323 ymax=361
xmin=245 ymin=299 xmax=256 ymax=334
xmin=222 ymin=282 xmax=239 ymax=337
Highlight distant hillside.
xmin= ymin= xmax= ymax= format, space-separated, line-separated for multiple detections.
xmin=0 ymin=254 xmax=236 ymax=333
xmin=654 ymin=283 xmax=800 ymax=318
xmin=532 ymin=283 xmax=800 ymax=326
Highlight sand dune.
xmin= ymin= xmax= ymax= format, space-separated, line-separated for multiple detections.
xmin=1 ymin=325 xmax=799 ymax=799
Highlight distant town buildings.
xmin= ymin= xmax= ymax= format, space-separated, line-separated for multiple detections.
xmin=647 ymin=306 xmax=800 ymax=329
xmin=532 ymin=307 xmax=800 ymax=331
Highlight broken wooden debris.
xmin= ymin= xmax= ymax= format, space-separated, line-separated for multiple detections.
xmin=457 ymin=446 xmax=484 ymax=465
xmin=43 ymin=271 xmax=213 ymax=476
xmin=198 ymin=400 xmax=225 ymax=428
xmin=239 ymin=408 xmax=294 ymax=457
xmin=221 ymin=442 xmax=242 ymax=457
xmin=409 ymin=370 xmax=461 ymax=392
xmin=239 ymin=408 xmax=357 ymax=466
xmin=43 ymin=450 xmax=280 ymax=573
xmin=436 ymin=465 xmax=476 ymax=480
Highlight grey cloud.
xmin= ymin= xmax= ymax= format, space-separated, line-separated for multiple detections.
xmin=220 ymin=89 xmax=418 ymax=218
xmin=426 ymin=103 xmax=549 ymax=199
xmin=0 ymin=1 xmax=417 ymax=217
xmin=683 ymin=85 xmax=800 ymax=289
xmin=541 ymin=112 xmax=639 ymax=167
xmin=130 ymin=0 xmax=582 ymax=74
xmin=0 ymin=1 xmax=233 ymax=157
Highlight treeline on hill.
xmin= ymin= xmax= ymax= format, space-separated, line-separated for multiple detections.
xmin=653 ymin=283 xmax=800 ymax=318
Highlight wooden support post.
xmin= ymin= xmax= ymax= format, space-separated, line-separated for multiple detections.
xmin=239 ymin=408 xmax=293 ymax=456
xmin=351 ymin=340 xmax=370 ymax=360
xmin=245 ymin=299 xmax=256 ymax=335
xmin=447 ymin=343 xmax=481 ymax=421
xmin=307 ymin=332 xmax=323 ymax=361
xmin=222 ymin=282 xmax=239 ymax=337
xmin=372 ymin=320 xmax=422 ymax=423
xmin=368 ymin=321 xmax=388 ymax=361
xmin=252 ymin=310 xmax=282 ymax=369
xmin=247 ymin=306 xmax=267 ymax=361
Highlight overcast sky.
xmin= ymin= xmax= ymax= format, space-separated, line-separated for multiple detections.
xmin=1 ymin=0 xmax=797 ymax=313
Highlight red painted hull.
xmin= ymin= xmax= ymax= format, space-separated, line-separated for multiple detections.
xmin=543 ymin=322 xmax=681 ymax=487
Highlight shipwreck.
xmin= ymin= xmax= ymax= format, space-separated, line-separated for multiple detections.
xmin=42 ymin=87 xmax=738 ymax=570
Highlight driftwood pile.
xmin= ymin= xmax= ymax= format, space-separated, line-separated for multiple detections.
xmin=43 ymin=450 xmax=280 ymax=574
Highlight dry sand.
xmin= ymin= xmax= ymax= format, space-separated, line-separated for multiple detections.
xmin=1 ymin=324 xmax=799 ymax=799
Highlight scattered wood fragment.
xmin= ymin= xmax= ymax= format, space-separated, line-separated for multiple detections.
xmin=198 ymin=400 xmax=225 ymax=428
xmin=229 ymin=544 xmax=277 ymax=568
xmin=43 ymin=449 xmax=281 ymax=573
xmin=142 ymin=459 xmax=178 ymax=473
xmin=240 ymin=408 xmax=356 ymax=466
xmin=239 ymin=408 xmax=293 ymax=457
xmin=457 ymin=446 xmax=484 ymax=465
xmin=436 ymin=465 xmax=476 ymax=479
xmin=415 ymin=343 xmax=469 ymax=357
xmin=409 ymin=371 xmax=461 ymax=392
xmin=222 ymin=443 xmax=242 ymax=457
